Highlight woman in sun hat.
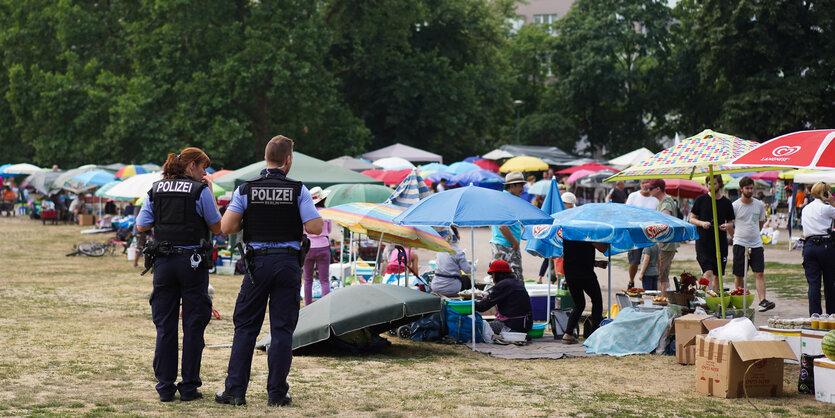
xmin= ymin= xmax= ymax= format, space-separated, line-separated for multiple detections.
xmin=302 ymin=186 xmax=332 ymax=305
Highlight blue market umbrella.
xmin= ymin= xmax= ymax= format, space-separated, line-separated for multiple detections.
xmin=522 ymin=203 xmax=699 ymax=311
xmin=448 ymin=169 xmax=503 ymax=187
xmin=527 ymin=179 xmax=553 ymax=196
xmin=447 ymin=161 xmax=481 ymax=175
xmin=71 ymin=169 xmax=115 ymax=186
xmin=394 ymin=185 xmax=552 ymax=349
xmin=526 ymin=179 xmax=566 ymax=320
xmin=425 ymin=171 xmax=455 ymax=183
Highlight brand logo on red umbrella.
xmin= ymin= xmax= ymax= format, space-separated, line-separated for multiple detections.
xmin=772 ymin=146 xmax=801 ymax=157
xmin=643 ymin=224 xmax=671 ymax=240
xmin=532 ymin=224 xmax=550 ymax=237
xmin=556 ymin=228 xmax=563 ymax=240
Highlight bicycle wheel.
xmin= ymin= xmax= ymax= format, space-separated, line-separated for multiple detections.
xmin=78 ymin=242 xmax=106 ymax=257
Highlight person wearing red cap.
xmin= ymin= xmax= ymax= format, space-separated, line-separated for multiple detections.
xmin=475 ymin=260 xmax=533 ymax=335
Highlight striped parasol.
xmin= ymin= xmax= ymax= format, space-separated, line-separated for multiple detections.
xmin=320 ymin=202 xmax=453 ymax=253
xmin=386 ymin=168 xmax=431 ymax=208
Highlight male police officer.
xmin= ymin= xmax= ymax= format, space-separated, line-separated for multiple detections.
xmin=215 ymin=135 xmax=323 ymax=407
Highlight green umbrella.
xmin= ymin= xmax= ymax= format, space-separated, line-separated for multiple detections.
xmin=212 ymin=151 xmax=383 ymax=190
xmin=291 ymin=284 xmax=441 ymax=350
xmin=724 ymin=177 xmax=770 ymax=190
xmin=323 ymin=183 xmax=394 ymax=208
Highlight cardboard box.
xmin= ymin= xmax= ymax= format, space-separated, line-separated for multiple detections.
xmin=814 ymin=357 xmax=835 ymax=404
xmin=759 ymin=326 xmax=802 ymax=363
xmin=694 ymin=335 xmax=796 ymax=398
xmin=77 ymin=214 xmax=96 ymax=226
xmin=675 ymin=314 xmax=729 ymax=365
xmin=802 ymin=329 xmax=829 ymax=356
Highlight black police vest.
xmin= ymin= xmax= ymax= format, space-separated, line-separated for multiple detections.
xmin=149 ymin=178 xmax=209 ymax=246
xmin=241 ymin=172 xmax=303 ymax=243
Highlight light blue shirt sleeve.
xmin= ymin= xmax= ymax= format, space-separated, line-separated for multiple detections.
xmin=135 ymin=185 xmax=220 ymax=227
xmin=298 ymin=186 xmax=321 ymax=223
xmin=227 ymin=186 xmax=246 ymax=214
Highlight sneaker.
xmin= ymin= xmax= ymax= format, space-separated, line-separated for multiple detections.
xmin=758 ymin=299 xmax=776 ymax=312
xmin=159 ymin=393 xmax=175 ymax=402
xmin=215 ymin=391 xmax=246 ymax=406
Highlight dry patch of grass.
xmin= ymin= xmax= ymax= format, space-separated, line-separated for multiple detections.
xmin=0 ymin=216 xmax=833 ymax=417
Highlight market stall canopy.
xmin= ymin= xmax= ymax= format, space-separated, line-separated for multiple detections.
xmin=362 ymin=143 xmax=443 ymax=163
xmin=481 ymin=149 xmax=515 ymax=160
xmin=497 ymin=144 xmax=577 ymax=166
xmin=328 ymin=156 xmax=380 ymax=172
xmin=212 ymin=152 xmax=384 ymax=190
xmin=291 ymin=285 xmax=442 ymax=350
xmin=608 ymin=147 xmax=655 ymax=167
xmin=794 ymin=170 xmax=835 ymax=184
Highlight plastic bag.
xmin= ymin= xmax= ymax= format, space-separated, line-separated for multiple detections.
xmin=482 ymin=319 xmax=495 ymax=343
xmin=707 ymin=317 xmax=778 ymax=341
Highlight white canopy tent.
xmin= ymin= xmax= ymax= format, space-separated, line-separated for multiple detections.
xmin=608 ymin=147 xmax=655 ymax=168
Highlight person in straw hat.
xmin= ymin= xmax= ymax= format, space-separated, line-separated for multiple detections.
xmin=302 ymin=187 xmax=332 ymax=306
xmin=490 ymin=171 xmax=526 ymax=281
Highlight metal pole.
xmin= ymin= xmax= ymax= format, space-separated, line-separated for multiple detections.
xmin=545 ymin=259 xmax=552 ymax=328
xmin=607 ymin=252 xmax=612 ymax=318
xmin=339 ymin=229 xmax=344 ymax=287
xmin=471 ymin=227 xmax=476 ymax=351
xmin=372 ymin=232 xmax=384 ymax=279
xmin=708 ymin=165 xmax=727 ymax=318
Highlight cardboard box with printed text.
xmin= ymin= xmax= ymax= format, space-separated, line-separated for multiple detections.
xmin=694 ymin=335 xmax=796 ymax=398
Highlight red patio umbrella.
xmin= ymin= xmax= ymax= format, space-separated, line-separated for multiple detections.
xmin=730 ymin=129 xmax=835 ymax=169
xmin=750 ymin=170 xmax=781 ymax=182
xmin=556 ymin=162 xmax=618 ymax=175
xmin=473 ymin=159 xmax=500 ymax=172
xmin=362 ymin=169 xmax=411 ymax=185
xmin=206 ymin=169 xmax=233 ymax=180
xmin=664 ymin=179 xmax=708 ymax=199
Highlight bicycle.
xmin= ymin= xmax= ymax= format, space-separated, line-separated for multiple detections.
xmin=66 ymin=238 xmax=128 ymax=257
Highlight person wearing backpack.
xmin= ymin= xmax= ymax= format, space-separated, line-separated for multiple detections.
xmin=647 ymin=179 xmax=680 ymax=298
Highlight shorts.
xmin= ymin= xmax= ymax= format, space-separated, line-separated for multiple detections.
xmin=491 ymin=243 xmax=523 ymax=281
xmin=657 ymin=250 xmax=676 ymax=283
xmin=641 ymin=275 xmax=658 ymax=291
xmin=627 ymin=249 xmax=643 ymax=266
xmin=696 ymin=244 xmax=727 ymax=276
xmin=732 ymin=245 xmax=764 ymax=276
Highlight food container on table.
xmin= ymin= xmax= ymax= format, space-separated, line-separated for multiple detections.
xmin=528 ymin=322 xmax=547 ymax=338
xmin=730 ymin=293 xmax=755 ymax=309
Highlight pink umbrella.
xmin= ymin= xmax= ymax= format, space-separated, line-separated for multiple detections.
xmin=473 ymin=159 xmax=500 ymax=172
xmin=750 ymin=171 xmax=781 ymax=182
xmin=565 ymin=169 xmax=596 ymax=183
xmin=557 ymin=162 xmax=618 ymax=175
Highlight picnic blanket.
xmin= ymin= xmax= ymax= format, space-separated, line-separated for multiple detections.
xmin=473 ymin=338 xmax=594 ymax=360
xmin=583 ymin=307 xmax=674 ymax=356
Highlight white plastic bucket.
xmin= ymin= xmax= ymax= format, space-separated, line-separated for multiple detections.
xmin=127 ymin=246 xmax=137 ymax=261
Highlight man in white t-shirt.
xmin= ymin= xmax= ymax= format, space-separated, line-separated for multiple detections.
xmin=625 ymin=179 xmax=660 ymax=288
xmin=730 ymin=177 xmax=773 ymax=311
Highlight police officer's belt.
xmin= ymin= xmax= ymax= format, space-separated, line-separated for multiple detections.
xmin=804 ymin=235 xmax=833 ymax=245
xmin=250 ymin=247 xmax=299 ymax=256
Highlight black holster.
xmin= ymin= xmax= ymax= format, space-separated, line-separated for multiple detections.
xmin=299 ymin=237 xmax=310 ymax=267
xmin=141 ymin=240 xmax=171 ymax=276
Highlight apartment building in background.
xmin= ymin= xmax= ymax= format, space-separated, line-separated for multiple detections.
xmin=511 ymin=0 xmax=575 ymax=32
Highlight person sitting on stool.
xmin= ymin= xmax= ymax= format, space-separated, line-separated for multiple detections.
xmin=475 ymin=260 xmax=533 ymax=335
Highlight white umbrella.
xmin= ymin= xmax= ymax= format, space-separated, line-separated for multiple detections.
xmin=105 ymin=172 xmax=162 ymax=199
xmin=4 ymin=163 xmax=44 ymax=175
xmin=373 ymin=157 xmax=415 ymax=170
xmin=608 ymin=147 xmax=655 ymax=168
xmin=794 ymin=170 xmax=835 ymax=184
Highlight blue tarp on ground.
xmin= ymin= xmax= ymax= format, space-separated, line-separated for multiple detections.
xmin=583 ymin=307 xmax=673 ymax=356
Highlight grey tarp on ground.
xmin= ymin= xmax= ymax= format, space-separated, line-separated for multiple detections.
xmin=473 ymin=338 xmax=595 ymax=359
xmin=288 ymin=285 xmax=442 ymax=350
xmin=497 ymin=145 xmax=578 ymax=166
xmin=327 ymin=156 xmax=380 ymax=172
xmin=362 ymin=143 xmax=443 ymax=163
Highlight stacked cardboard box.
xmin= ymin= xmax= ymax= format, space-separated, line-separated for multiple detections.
xmin=675 ymin=314 xmax=729 ymax=365
xmin=694 ymin=335 xmax=796 ymax=398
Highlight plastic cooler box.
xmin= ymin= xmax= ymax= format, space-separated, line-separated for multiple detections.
xmin=525 ymin=284 xmax=572 ymax=321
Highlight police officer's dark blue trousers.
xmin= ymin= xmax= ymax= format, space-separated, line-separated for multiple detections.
xmin=802 ymin=240 xmax=835 ymax=315
xmin=150 ymin=254 xmax=212 ymax=398
xmin=224 ymin=253 xmax=301 ymax=400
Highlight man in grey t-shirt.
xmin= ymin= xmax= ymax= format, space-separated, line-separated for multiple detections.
xmin=648 ymin=179 xmax=679 ymax=298
xmin=730 ymin=177 xmax=774 ymax=312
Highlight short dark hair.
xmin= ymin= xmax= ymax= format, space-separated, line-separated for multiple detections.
xmin=738 ymin=176 xmax=754 ymax=189
xmin=265 ymin=135 xmax=294 ymax=165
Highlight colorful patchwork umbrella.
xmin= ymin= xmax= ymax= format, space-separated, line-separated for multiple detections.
xmin=499 ymin=156 xmax=549 ymax=173
xmin=115 ymin=164 xmax=149 ymax=179
xmin=605 ymin=129 xmax=770 ymax=316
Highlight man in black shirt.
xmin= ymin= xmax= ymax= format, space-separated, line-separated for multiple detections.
xmin=689 ymin=175 xmax=735 ymax=291
xmin=561 ymin=240 xmax=609 ymax=344
xmin=607 ymin=181 xmax=627 ymax=203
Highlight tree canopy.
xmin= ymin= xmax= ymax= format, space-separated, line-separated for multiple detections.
xmin=0 ymin=0 xmax=832 ymax=167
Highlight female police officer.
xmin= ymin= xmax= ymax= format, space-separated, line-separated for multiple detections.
xmin=801 ymin=182 xmax=835 ymax=315
xmin=136 ymin=147 xmax=221 ymax=402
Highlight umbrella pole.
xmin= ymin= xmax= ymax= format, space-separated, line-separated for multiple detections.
xmin=709 ymin=165 xmax=726 ymax=318
xmin=608 ymin=252 xmax=612 ymax=318
xmin=471 ymin=227 xmax=476 ymax=351
xmin=373 ymin=232 xmax=384 ymax=279
xmin=339 ymin=230 xmax=344 ymax=287
xmin=545 ymin=259 xmax=551 ymax=328
xmin=350 ymin=232 xmax=355 ymax=281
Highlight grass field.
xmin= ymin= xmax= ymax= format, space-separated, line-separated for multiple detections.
xmin=1 ymin=216 xmax=833 ymax=417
